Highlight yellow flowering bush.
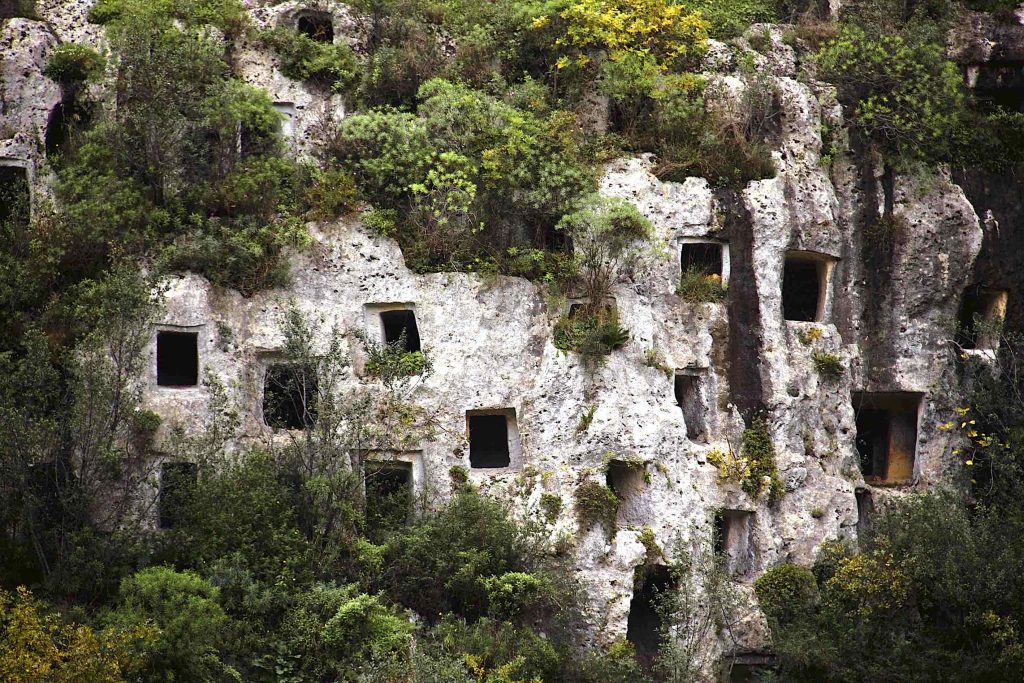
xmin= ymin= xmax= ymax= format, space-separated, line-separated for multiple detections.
xmin=0 ymin=587 xmax=154 ymax=683
xmin=540 ymin=0 xmax=709 ymax=70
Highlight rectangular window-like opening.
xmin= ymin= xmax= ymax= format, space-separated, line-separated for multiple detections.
xmin=713 ymin=509 xmax=754 ymax=577
xmin=674 ymin=371 xmax=707 ymax=442
xmin=365 ymin=461 xmax=413 ymax=539
xmin=627 ymin=565 xmax=676 ymax=667
xmin=681 ymin=242 xmax=723 ymax=277
xmin=156 ymin=331 xmax=199 ymax=387
xmin=606 ymin=460 xmax=645 ymax=499
xmin=380 ymin=309 xmax=420 ymax=352
xmin=782 ymin=252 xmax=833 ymax=322
xmin=0 ymin=164 xmax=30 ymax=229
xmin=264 ymin=364 xmax=317 ymax=429
xmin=852 ymin=392 xmax=922 ymax=484
xmin=726 ymin=653 xmax=778 ymax=683
xmin=957 ymin=285 xmax=1007 ymax=351
xmin=297 ymin=11 xmax=333 ymax=42
xmin=468 ymin=412 xmax=512 ymax=468
xmin=159 ymin=462 xmax=197 ymax=529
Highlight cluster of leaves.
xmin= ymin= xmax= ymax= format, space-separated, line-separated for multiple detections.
xmin=42 ymin=43 xmax=106 ymax=85
xmin=707 ymin=418 xmax=784 ymax=503
xmin=814 ymin=0 xmax=1024 ymax=169
xmin=573 ymin=480 xmax=620 ymax=538
xmin=0 ymin=586 xmax=155 ymax=682
xmin=553 ymin=308 xmax=631 ymax=357
xmin=816 ymin=27 xmax=964 ymax=162
xmin=359 ymin=332 xmax=431 ymax=386
xmin=677 ymin=266 xmax=727 ymax=303
xmin=262 ymin=27 xmax=360 ymax=93
xmin=811 ymin=349 xmax=844 ymax=381
xmin=329 ymin=77 xmax=595 ymax=273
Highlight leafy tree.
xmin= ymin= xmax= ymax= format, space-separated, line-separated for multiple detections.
xmin=105 ymin=567 xmax=239 ymax=682
xmin=817 ymin=26 xmax=965 ymax=162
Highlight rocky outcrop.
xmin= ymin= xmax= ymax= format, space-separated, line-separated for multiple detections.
xmin=3 ymin=2 xmax=1005 ymax=677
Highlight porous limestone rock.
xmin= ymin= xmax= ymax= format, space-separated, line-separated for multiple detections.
xmin=3 ymin=2 xmax=997 ymax=679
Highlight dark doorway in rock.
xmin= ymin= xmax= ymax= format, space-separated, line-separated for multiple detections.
xmin=606 ymin=459 xmax=644 ymax=500
xmin=297 ymin=11 xmax=333 ymax=42
xmin=680 ymin=242 xmax=723 ymax=277
xmin=159 ymin=462 xmax=197 ymax=529
xmin=156 ymin=331 xmax=199 ymax=387
xmin=263 ymin=364 xmax=317 ymax=430
xmin=726 ymin=653 xmax=779 ymax=682
xmin=973 ymin=64 xmax=1024 ymax=113
xmin=957 ymin=285 xmax=1007 ymax=350
xmin=365 ymin=461 xmax=413 ymax=539
xmin=45 ymin=103 xmax=70 ymax=157
xmin=468 ymin=413 xmax=510 ymax=468
xmin=627 ymin=564 xmax=676 ymax=667
xmin=713 ymin=509 xmax=754 ymax=577
xmin=782 ymin=254 xmax=826 ymax=322
xmin=0 ymin=165 xmax=29 ymax=228
xmin=674 ymin=372 xmax=707 ymax=442
xmin=852 ymin=392 xmax=922 ymax=484
xmin=855 ymin=487 xmax=873 ymax=541
xmin=380 ymin=309 xmax=420 ymax=352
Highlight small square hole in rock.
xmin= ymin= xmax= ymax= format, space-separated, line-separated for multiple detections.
xmin=365 ymin=461 xmax=413 ymax=538
xmin=380 ymin=310 xmax=420 ymax=352
xmin=296 ymin=11 xmax=333 ymax=42
xmin=157 ymin=331 xmax=199 ymax=387
xmin=782 ymin=255 xmax=827 ymax=322
xmin=680 ymin=242 xmax=723 ymax=277
xmin=468 ymin=413 xmax=511 ymax=468
xmin=264 ymin=364 xmax=317 ymax=429
xmin=713 ymin=509 xmax=754 ymax=576
xmin=852 ymin=392 xmax=922 ymax=484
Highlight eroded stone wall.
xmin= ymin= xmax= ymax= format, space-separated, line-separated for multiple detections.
xmin=2 ymin=2 xmax=1004 ymax=677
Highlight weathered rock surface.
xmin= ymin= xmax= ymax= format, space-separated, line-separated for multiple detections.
xmin=4 ymin=2 xmax=1011 ymax=677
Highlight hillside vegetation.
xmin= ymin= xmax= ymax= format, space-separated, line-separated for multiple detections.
xmin=2 ymin=0 xmax=1024 ymax=680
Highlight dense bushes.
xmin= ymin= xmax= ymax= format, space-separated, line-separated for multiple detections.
xmin=817 ymin=27 xmax=964 ymax=161
xmin=759 ymin=334 xmax=1024 ymax=681
xmin=263 ymin=28 xmax=359 ymax=92
xmin=331 ymin=78 xmax=595 ymax=272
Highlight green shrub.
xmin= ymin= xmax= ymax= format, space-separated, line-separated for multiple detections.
xmin=89 ymin=0 xmax=247 ymax=33
xmin=553 ymin=311 xmax=630 ymax=357
xmin=574 ymin=481 xmax=619 ymax=537
xmin=754 ymin=563 xmax=819 ymax=625
xmin=740 ymin=417 xmax=785 ymax=503
xmin=330 ymin=79 xmax=595 ymax=272
xmin=0 ymin=586 xmax=154 ymax=682
xmin=481 ymin=571 xmax=552 ymax=620
xmin=264 ymin=28 xmax=359 ymax=93
xmin=321 ymin=593 xmax=412 ymax=663
xmin=44 ymin=43 xmax=106 ymax=84
xmin=105 ymin=567 xmax=238 ymax=682
xmin=539 ymin=493 xmax=563 ymax=523
xmin=677 ymin=266 xmax=727 ymax=303
xmin=304 ymin=167 xmax=361 ymax=220
xmin=381 ymin=490 xmax=536 ymax=621
xmin=600 ymin=59 xmax=776 ymax=188
xmin=681 ymin=0 xmax=779 ymax=39
xmin=816 ymin=27 xmax=965 ymax=162
xmin=360 ymin=331 xmax=431 ymax=385
xmin=811 ymin=350 xmax=844 ymax=381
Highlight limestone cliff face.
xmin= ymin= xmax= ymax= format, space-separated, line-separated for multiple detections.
xmin=2 ymin=1 xmax=1011 ymax=675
